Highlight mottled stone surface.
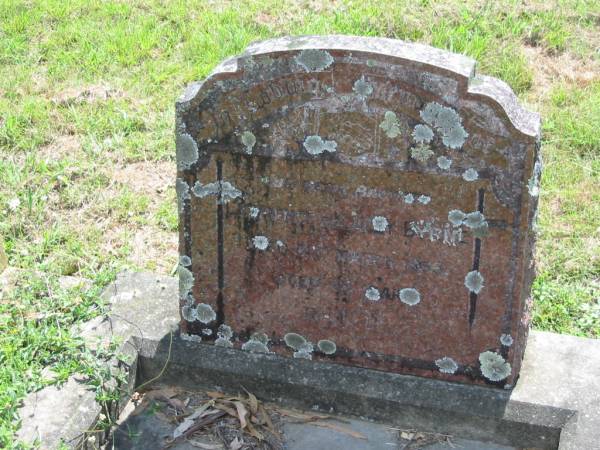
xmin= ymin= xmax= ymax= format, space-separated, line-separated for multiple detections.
xmin=175 ymin=35 xmax=541 ymax=387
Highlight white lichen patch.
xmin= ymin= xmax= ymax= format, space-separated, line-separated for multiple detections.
xmin=217 ymin=324 xmax=233 ymax=340
xmin=404 ymin=193 xmax=415 ymax=204
xmin=176 ymin=178 xmax=191 ymax=213
xmin=418 ymin=195 xmax=431 ymax=205
xmin=353 ymin=77 xmax=373 ymax=97
xmin=448 ymin=209 xmax=466 ymax=226
xmin=252 ymin=235 xmax=269 ymax=250
xmin=249 ymin=207 xmax=260 ymax=219
xmin=179 ymin=266 xmax=194 ymax=296
xmin=180 ymin=332 xmax=202 ymax=343
xmin=365 ymin=287 xmax=381 ymax=302
xmin=303 ymin=135 xmax=338 ymax=155
xmin=250 ymin=332 xmax=269 ymax=345
xmin=372 ymin=216 xmax=389 ymax=232
xmin=295 ymin=49 xmax=334 ymax=72
xmin=242 ymin=339 xmax=270 ymax=353
xmin=192 ymin=180 xmax=242 ymax=204
xmin=472 ymin=221 xmax=489 ymax=238
xmin=500 ymin=334 xmax=514 ymax=347
xmin=435 ymin=357 xmax=458 ymax=374
xmin=221 ymin=182 xmax=243 ymax=203
xmin=202 ymin=328 xmax=213 ymax=336
xmin=419 ymin=102 xmax=468 ymax=149
xmin=464 ymin=211 xmax=485 ymax=229
xmin=412 ymin=124 xmax=434 ymax=143
xmin=317 ymin=339 xmax=337 ymax=355
xmin=176 ymin=133 xmax=199 ymax=170
xmin=528 ymin=160 xmax=542 ymax=197
xmin=196 ymin=303 xmax=217 ymax=324
xmin=411 ymin=144 xmax=434 ymax=162
xmin=462 ymin=168 xmax=479 ymax=182
xmin=479 ymin=351 xmax=512 ymax=382
xmin=192 ymin=181 xmax=220 ymax=198
xmin=465 ymin=271 xmax=485 ymax=294
xmin=215 ymin=337 xmax=233 ymax=348
xmin=399 ymin=288 xmax=421 ymax=306
xmin=293 ymin=341 xmax=314 ymax=360
xmin=284 ymin=332 xmax=307 ymax=350
xmin=241 ymin=131 xmax=256 ymax=154
xmin=179 ymin=255 xmax=191 ymax=267
xmin=437 ymin=156 xmax=452 ymax=170
xmin=181 ymin=305 xmax=197 ymax=322
xmin=379 ymin=111 xmax=401 ymax=138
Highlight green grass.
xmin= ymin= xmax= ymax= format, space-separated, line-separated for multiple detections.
xmin=0 ymin=0 xmax=599 ymax=447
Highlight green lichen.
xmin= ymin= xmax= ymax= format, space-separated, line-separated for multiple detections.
xmin=379 ymin=111 xmax=401 ymax=138
xmin=353 ymin=77 xmax=373 ymax=97
xmin=295 ymin=49 xmax=334 ymax=72
xmin=411 ymin=144 xmax=434 ymax=162
xmin=241 ymin=131 xmax=256 ymax=154
xmin=317 ymin=340 xmax=337 ymax=355
xmin=176 ymin=133 xmax=199 ymax=170
xmin=479 ymin=351 xmax=511 ymax=381
xmin=284 ymin=332 xmax=307 ymax=350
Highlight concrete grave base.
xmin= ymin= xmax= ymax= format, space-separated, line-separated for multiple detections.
xmin=16 ymin=272 xmax=600 ymax=449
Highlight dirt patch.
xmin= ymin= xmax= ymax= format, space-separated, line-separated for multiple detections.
xmin=38 ymin=135 xmax=82 ymax=162
xmin=523 ymin=45 xmax=599 ymax=96
xmin=52 ymin=84 xmax=125 ymax=106
xmin=110 ymin=161 xmax=175 ymax=196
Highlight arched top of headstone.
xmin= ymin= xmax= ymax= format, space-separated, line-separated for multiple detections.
xmin=177 ymin=35 xmax=540 ymax=141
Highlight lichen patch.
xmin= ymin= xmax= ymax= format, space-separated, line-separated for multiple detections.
xmin=176 ymin=133 xmax=199 ymax=170
xmin=399 ymin=288 xmax=421 ymax=306
xmin=196 ymin=303 xmax=217 ymax=324
xmin=465 ymin=271 xmax=485 ymax=294
xmin=419 ymin=102 xmax=468 ymax=149
xmin=295 ymin=49 xmax=334 ymax=72
xmin=317 ymin=339 xmax=337 ymax=355
xmin=365 ymin=287 xmax=381 ymax=302
xmin=303 ymin=135 xmax=338 ymax=155
xmin=412 ymin=124 xmax=434 ymax=143
xmin=411 ymin=144 xmax=434 ymax=162
xmin=435 ymin=357 xmax=458 ymax=374
xmin=284 ymin=332 xmax=307 ymax=350
xmin=500 ymin=334 xmax=514 ymax=347
xmin=379 ymin=111 xmax=401 ymax=138
xmin=437 ymin=156 xmax=452 ymax=170
xmin=353 ymin=77 xmax=373 ymax=97
xmin=479 ymin=351 xmax=511 ymax=381
xmin=252 ymin=235 xmax=269 ymax=250
xmin=241 ymin=131 xmax=256 ymax=154
xmin=372 ymin=216 xmax=389 ymax=232
xmin=462 ymin=168 xmax=479 ymax=181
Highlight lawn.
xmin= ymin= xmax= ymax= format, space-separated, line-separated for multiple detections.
xmin=0 ymin=0 xmax=599 ymax=447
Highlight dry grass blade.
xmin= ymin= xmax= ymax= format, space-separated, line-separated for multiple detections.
xmin=277 ymin=408 xmax=332 ymax=422
xmin=163 ymin=410 xmax=227 ymax=449
xmin=206 ymin=391 xmax=226 ymax=399
xmin=311 ymin=421 xmax=367 ymax=440
xmin=246 ymin=392 xmax=258 ymax=415
xmin=233 ymin=401 xmax=248 ymax=429
xmin=187 ymin=440 xmax=223 ymax=449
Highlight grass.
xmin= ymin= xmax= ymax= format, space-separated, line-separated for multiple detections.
xmin=0 ymin=0 xmax=598 ymax=447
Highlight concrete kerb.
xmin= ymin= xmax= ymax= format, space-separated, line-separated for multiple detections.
xmin=16 ymin=272 xmax=600 ymax=449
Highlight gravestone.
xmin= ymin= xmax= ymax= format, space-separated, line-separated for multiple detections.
xmin=175 ymin=35 xmax=541 ymax=388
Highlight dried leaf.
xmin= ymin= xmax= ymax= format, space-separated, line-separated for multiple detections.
xmin=229 ymin=437 xmax=243 ymax=450
xmin=206 ymin=391 xmax=226 ymax=399
xmin=311 ymin=422 xmax=367 ymax=440
xmin=233 ymin=401 xmax=248 ymax=429
xmin=245 ymin=391 xmax=258 ymax=415
xmin=258 ymin=405 xmax=276 ymax=433
xmin=187 ymin=440 xmax=223 ymax=449
xmin=246 ymin=420 xmax=263 ymax=441
xmin=214 ymin=403 xmax=239 ymax=418
xmin=144 ymin=387 xmax=179 ymax=399
xmin=172 ymin=401 xmax=214 ymax=439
